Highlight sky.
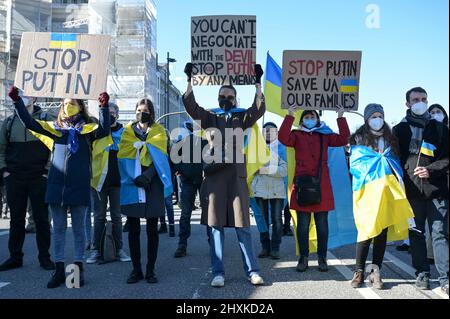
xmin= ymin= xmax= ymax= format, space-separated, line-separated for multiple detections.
xmin=155 ymin=0 xmax=449 ymax=131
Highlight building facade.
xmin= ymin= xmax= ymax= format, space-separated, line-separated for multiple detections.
xmin=1 ymin=0 xmax=183 ymax=130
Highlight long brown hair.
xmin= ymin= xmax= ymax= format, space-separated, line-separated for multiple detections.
xmin=56 ymin=99 xmax=91 ymax=127
xmin=349 ymin=121 xmax=399 ymax=156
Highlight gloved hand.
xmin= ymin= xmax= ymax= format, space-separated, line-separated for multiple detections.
xmin=98 ymin=92 xmax=110 ymax=108
xmin=254 ymin=64 xmax=264 ymax=84
xmin=8 ymin=86 xmax=20 ymax=102
xmin=184 ymin=63 xmax=194 ymax=82
xmin=134 ymin=174 xmax=151 ymax=190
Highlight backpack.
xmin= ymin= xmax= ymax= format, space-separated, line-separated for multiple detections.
xmin=98 ymin=221 xmax=117 ymax=264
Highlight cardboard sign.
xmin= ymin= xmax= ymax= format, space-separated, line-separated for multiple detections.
xmin=191 ymin=15 xmax=256 ymax=86
xmin=15 ymin=32 xmax=111 ymax=100
xmin=282 ymin=50 xmax=362 ymax=111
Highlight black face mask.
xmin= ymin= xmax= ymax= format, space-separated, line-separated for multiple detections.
xmin=110 ymin=115 xmax=117 ymax=125
xmin=136 ymin=112 xmax=151 ymax=124
xmin=219 ymin=99 xmax=234 ymax=112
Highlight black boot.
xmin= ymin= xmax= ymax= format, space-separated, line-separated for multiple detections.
xmin=47 ymin=262 xmax=66 ymax=289
xmin=169 ymin=224 xmax=175 ymax=237
xmin=0 ymin=258 xmax=23 ymax=272
xmin=74 ymin=262 xmax=85 ymax=287
xmin=127 ymin=268 xmax=144 ymax=284
xmin=145 ymin=265 xmax=158 ymax=284
xmin=40 ymin=257 xmax=56 ymax=271
xmin=158 ymin=223 xmax=168 ymax=234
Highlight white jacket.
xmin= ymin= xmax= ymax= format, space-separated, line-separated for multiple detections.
xmin=251 ymin=143 xmax=288 ymax=200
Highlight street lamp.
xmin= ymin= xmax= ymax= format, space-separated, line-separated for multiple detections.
xmin=165 ymin=52 xmax=176 ymax=128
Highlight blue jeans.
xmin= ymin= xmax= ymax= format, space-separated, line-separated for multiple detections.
xmin=159 ymin=196 xmax=175 ymax=225
xmin=178 ymin=181 xmax=202 ymax=248
xmin=409 ymin=199 xmax=449 ymax=287
xmin=210 ymin=226 xmax=260 ymax=277
xmin=255 ymin=198 xmax=284 ymax=252
xmin=296 ymin=211 xmax=329 ymax=259
xmin=49 ymin=205 xmax=88 ymax=263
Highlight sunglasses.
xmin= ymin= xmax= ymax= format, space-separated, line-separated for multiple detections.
xmin=219 ymin=95 xmax=235 ymax=101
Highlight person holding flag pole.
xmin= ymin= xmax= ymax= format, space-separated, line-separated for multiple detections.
xmin=393 ymin=87 xmax=449 ymax=295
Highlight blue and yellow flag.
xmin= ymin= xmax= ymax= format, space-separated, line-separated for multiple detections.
xmin=350 ymin=146 xmax=414 ymax=242
xmin=264 ymin=52 xmax=302 ymax=124
xmin=340 ymin=79 xmax=359 ymax=93
xmin=420 ymin=141 xmax=436 ymax=157
xmin=50 ymin=33 xmax=77 ymax=49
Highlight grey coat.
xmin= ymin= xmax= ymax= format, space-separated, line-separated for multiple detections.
xmin=182 ymin=91 xmax=265 ymax=228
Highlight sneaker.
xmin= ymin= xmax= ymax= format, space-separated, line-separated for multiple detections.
xmin=211 ymin=275 xmax=225 ymax=287
xmin=296 ymin=256 xmax=309 ymax=272
xmin=158 ymin=223 xmax=168 ymax=234
xmin=283 ymin=227 xmax=294 ymax=236
xmin=318 ymin=257 xmax=329 ymax=272
xmin=86 ymin=250 xmax=100 ymax=264
xmin=248 ymin=273 xmax=264 ymax=286
xmin=351 ymin=269 xmax=364 ymax=288
xmin=0 ymin=258 xmax=23 ymax=272
xmin=441 ymin=284 xmax=449 ymax=296
xmin=126 ymin=269 xmax=144 ymax=284
xmin=39 ymin=258 xmax=56 ymax=271
xmin=415 ymin=272 xmax=431 ymax=290
xmin=117 ymin=249 xmax=131 ymax=262
xmin=174 ymin=247 xmax=187 ymax=258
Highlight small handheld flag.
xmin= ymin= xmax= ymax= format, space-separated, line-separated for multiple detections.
xmin=420 ymin=141 xmax=436 ymax=157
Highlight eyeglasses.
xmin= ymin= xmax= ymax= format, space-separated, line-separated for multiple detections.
xmin=219 ymin=95 xmax=235 ymax=101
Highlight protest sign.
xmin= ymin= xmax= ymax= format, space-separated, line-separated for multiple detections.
xmin=281 ymin=50 xmax=362 ymax=111
xmin=191 ymin=15 xmax=256 ymax=86
xmin=15 ymin=32 xmax=111 ymax=100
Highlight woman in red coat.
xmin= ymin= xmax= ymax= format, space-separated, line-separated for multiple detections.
xmin=278 ymin=106 xmax=349 ymax=273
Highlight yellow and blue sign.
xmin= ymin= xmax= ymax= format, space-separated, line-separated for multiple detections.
xmin=50 ymin=33 xmax=77 ymax=49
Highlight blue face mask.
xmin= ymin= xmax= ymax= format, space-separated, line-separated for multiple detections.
xmin=303 ymin=119 xmax=317 ymax=129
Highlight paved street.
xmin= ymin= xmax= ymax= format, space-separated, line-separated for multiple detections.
xmin=0 ymin=206 xmax=448 ymax=300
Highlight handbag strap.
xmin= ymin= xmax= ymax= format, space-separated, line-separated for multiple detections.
xmin=317 ymin=134 xmax=324 ymax=180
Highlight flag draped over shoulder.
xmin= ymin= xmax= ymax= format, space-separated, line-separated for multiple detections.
xmin=349 ymin=146 xmax=414 ymax=242
xmin=117 ymin=122 xmax=173 ymax=200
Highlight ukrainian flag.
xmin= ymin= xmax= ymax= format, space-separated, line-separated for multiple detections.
xmin=350 ymin=146 xmax=414 ymax=242
xmin=420 ymin=141 xmax=436 ymax=157
xmin=50 ymin=33 xmax=77 ymax=49
xmin=340 ymin=79 xmax=359 ymax=93
xmin=264 ymin=52 xmax=302 ymax=124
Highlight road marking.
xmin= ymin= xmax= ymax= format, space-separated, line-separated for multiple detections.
xmin=384 ymin=251 xmax=448 ymax=299
xmin=327 ymin=252 xmax=381 ymax=299
xmin=273 ymin=254 xmax=381 ymax=299
xmin=0 ymin=282 xmax=10 ymax=288
xmin=0 ymin=230 xmax=9 ymax=236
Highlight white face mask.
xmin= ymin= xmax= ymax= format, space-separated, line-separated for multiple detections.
xmin=411 ymin=102 xmax=428 ymax=116
xmin=368 ymin=117 xmax=384 ymax=131
xmin=431 ymin=113 xmax=445 ymax=123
